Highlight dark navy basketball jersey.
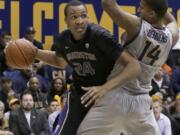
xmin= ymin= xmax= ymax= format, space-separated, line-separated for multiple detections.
xmin=55 ymin=23 xmax=123 ymax=93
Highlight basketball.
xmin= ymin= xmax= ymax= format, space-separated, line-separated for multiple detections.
xmin=5 ymin=38 xmax=37 ymax=69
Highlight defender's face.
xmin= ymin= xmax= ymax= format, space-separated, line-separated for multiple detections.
xmin=138 ymin=0 xmax=154 ymax=23
xmin=65 ymin=5 xmax=89 ymax=40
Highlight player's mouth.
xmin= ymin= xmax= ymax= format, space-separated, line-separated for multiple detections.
xmin=76 ymin=27 xmax=85 ymax=32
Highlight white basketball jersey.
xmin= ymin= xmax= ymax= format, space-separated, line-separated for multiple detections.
xmin=108 ymin=20 xmax=173 ymax=94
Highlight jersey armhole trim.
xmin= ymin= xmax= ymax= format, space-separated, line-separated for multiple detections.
xmin=124 ymin=20 xmax=143 ymax=47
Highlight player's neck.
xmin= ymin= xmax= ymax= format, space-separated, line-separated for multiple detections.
xmin=151 ymin=20 xmax=164 ymax=29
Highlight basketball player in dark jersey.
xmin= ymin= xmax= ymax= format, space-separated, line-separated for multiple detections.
xmin=35 ymin=0 xmax=141 ymax=135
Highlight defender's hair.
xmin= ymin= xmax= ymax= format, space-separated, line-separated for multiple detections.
xmin=144 ymin=0 xmax=168 ymax=19
xmin=64 ymin=0 xmax=87 ymax=17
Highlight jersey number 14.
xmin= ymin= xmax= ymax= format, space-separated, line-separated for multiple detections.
xmin=138 ymin=41 xmax=161 ymax=65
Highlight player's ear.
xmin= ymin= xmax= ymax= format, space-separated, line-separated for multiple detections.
xmin=64 ymin=17 xmax=69 ymax=28
xmin=64 ymin=17 xmax=67 ymax=24
xmin=149 ymin=10 xmax=156 ymax=20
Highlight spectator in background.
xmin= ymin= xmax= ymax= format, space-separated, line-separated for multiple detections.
xmin=0 ymin=31 xmax=12 ymax=77
xmin=48 ymin=99 xmax=61 ymax=131
xmin=26 ymin=76 xmax=48 ymax=109
xmin=0 ymin=31 xmax=12 ymax=51
xmin=0 ymin=101 xmax=9 ymax=130
xmin=162 ymin=64 xmax=173 ymax=77
xmin=9 ymin=91 xmax=50 ymax=135
xmin=3 ymin=68 xmax=49 ymax=94
xmin=24 ymin=26 xmax=43 ymax=49
xmin=153 ymin=100 xmax=172 ymax=135
xmin=150 ymin=68 xmax=174 ymax=99
xmin=47 ymin=77 xmax=66 ymax=108
xmin=4 ymin=98 xmax=20 ymax=120
xmin=0 ymin=77 xmax=15 ymax=112
xmin=170 ymin=97 xmax=180 ymax=135
xmin=171 ymin=58 xmax=180 ymax=95
xmin=48 ymin=99 xmax=60 ymax=114
xmin=152 ymin=93 xmax=171 ymax=116
xmin=44 ymin=64 xmax=73 ymax=84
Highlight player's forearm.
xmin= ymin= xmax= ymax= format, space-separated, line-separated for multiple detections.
xmin=102 ymin=0 xmax=120 ymax=25
xmin=36 ymin=49 xmax=67 ymax=69
xmin=102 ymin=0 xmax=140 ymax=35
xmin=103 ymin=59 xmax=141 ymax=91
xmin=102 ymin=0 xmax=116 ymax=7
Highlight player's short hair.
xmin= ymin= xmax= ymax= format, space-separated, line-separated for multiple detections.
xmin=64 ymin=0 xmax=87 ymax=17
xmin=144 ymin=0 xmax=168 ymax=19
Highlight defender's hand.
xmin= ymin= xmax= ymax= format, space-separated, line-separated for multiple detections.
xmin=81 ymin=86 xmax=107 ymax=107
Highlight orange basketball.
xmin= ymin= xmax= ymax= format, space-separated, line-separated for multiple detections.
xmin=5 ymin=38 xmax=37 ymax=69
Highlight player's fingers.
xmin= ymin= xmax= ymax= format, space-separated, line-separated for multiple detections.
xmin=84 ymin=95 xmax=97 ymax=107
xmin=81 ymin=90 xmax=95 ymax=104
xmin=81 ymin=87 xmax=94 ymax=100
xmin=94 ymin=97 xmax=100 ymax=105
xmin=81 ymin=86 xmax=91 ymax=91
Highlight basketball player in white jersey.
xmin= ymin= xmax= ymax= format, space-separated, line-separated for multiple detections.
xmin=77 ymin=0 xmax=179 ymax=135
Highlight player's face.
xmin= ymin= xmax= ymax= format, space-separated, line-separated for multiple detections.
xmin=138 ymin=0 xmax=155 ymax=23
xmin=65 ymin=5 xmax=89 ymax=40
xmin=21 ymin=94 xmax=34 ymax=111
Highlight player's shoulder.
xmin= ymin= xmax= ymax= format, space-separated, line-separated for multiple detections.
xmin=56 ymin=29 xmax=71 ymax=46
xmin=141 ymin=20 xmax=154 ymax=32
xmin=142 ymin=20 xmax=170 ymax=33
xmin=88 ymin=23 xmax=113 ymax=38
xmin=57 ymin=29 xmax=71 ymax=40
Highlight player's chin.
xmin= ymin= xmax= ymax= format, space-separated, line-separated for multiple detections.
xmin=75 ymin=30 xmax=86 ymax=36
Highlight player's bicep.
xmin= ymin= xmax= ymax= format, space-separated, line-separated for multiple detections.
xmin=102 ymin=0 xmax=140 ymax=34
xmin=167 ymin=23 xmax=179 ymax=47
xmin=117 ymin=50 xmax=136 ymax=66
